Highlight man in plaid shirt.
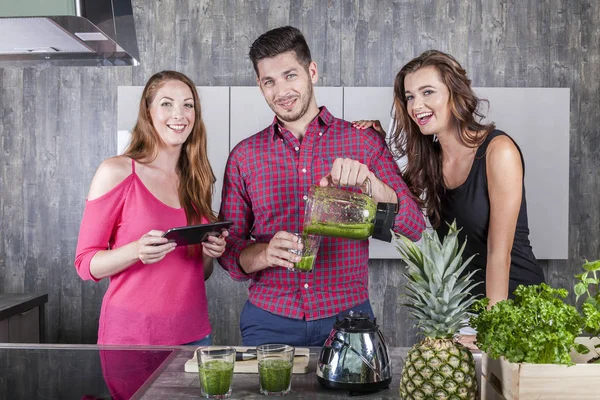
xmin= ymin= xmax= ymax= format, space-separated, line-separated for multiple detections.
xmin=219 ymin=26 xmax=425 ymax=346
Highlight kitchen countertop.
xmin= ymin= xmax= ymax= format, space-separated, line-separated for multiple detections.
xmin=0 ymin=343 xmax=482 ymax=399
xmin=0 ymin=293 xmax=48 ymax=321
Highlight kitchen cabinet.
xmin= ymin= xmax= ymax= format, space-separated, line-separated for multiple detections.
xmin=0 ymin=294 xmax=48 ymax=343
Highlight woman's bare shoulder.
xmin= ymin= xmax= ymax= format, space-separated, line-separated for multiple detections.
xmin=487 ymin=134 xmax=521 ymax=165
xmin=486 ymin=134 xmax=523 ymax=183
xmin=87 ymin=156 xmax=134 ymax=200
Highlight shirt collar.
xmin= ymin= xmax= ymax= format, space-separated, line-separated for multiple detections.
xmin=270 ymin=106 xmax=335 ymax=139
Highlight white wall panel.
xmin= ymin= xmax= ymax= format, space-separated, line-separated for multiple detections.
xmin=476 ymin=88 xmax=570 ymax=260
xmin=343 ymin=87 xmax=395 ymax=134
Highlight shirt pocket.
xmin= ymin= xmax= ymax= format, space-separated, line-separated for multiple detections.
xmin=247 ymin=159 xmax=299 ymax=216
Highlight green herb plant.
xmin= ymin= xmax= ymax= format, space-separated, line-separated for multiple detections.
xmin=470 ymin=283 xmax=584 ymax=365
xmin=573 ymin=259 xmax=600 ymax=361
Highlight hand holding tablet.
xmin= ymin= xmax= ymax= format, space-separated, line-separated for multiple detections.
xmin=162 ymin=221 xmax=233 ymax=247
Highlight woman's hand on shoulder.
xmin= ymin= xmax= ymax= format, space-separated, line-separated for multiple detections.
xmin=352 ymin=119 xmax=387 ymax=138
xmin=202 ymin=230 xmax=229 ymax=258
xmin=87 ymin=156 xmax=133 ymax=200
xmin=136 ymin=230 xmax=177 ymax=264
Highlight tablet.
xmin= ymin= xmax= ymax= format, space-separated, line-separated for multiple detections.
xmin=162 ymin=221 xmax=233 ymax=247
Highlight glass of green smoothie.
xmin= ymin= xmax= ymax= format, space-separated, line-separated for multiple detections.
xmin=288 ymin=233 xmax=321 ymax=272
xmin=197 ymin=346 xmax=235 ymax=398
xmin=257 ymin=344 xmax=295 ymax=396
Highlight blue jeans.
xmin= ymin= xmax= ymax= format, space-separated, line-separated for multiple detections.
xmin=183 ymin=334 xmax=212 ymax=346
xmin=240 ymin=300 xmax=374 ymax=347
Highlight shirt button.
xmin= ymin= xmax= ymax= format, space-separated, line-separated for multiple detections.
xmin=294 ymin=146 xmax=299 ymax=151
xmin=304 ymin=283 xmax=309 ymax=289
xmin=303 ymin=195 xmax=308 ymax=201
xmin=318 ymin=132 xmax=323 ymax=136
xmin=301 ymin=168 xmax=307 ymax=173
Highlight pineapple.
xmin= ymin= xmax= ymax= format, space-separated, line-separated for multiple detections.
xmin=394 ymin=221 xmax=479 ymax=400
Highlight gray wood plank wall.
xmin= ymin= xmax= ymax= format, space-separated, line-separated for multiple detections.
xmin=1 ymin=0 xmax=598 ymax=346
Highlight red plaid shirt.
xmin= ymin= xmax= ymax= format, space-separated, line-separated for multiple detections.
xmin=219 ymin=107 xmax=425 ymax=320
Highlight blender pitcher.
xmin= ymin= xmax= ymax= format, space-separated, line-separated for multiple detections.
xmin=302 ymin=181 xmax=397 ymax=242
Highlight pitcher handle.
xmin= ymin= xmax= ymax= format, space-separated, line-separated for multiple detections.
xmin=362 ymin=177 xmax=372 ymax=197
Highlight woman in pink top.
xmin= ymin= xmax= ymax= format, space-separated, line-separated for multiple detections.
xmin=74 ymin=71 xmax=227 ymax=345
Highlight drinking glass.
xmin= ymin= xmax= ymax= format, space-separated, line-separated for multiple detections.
xmin=257 ymin=344 xmax=295 ymax=396
xmin=288 ymin=233 xmax=321 ymax=272
xmin=197 ymin=346 xmax=235 ymax=398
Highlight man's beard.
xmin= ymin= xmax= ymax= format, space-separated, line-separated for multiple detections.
xmin=270 ymin=82 xmax=313 ymax=123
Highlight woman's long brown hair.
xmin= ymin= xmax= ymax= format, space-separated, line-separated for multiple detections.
xmin=392 ymin=50 xmax=495 ymax=228
xmin=124 ymin=71 xmax=217 ymax=230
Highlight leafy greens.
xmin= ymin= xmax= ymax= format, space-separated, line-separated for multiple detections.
xmin=470 ymin=283 xmax=584 ymax=365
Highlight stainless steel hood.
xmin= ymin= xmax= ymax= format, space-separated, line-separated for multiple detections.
xmin=0 ymin=0 xmax=140 ymax=67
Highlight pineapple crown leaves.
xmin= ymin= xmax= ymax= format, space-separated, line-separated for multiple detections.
xmin=395 ymin=221 xmax=475 ymax=292
xmin=394 ymin=220 xmax=481 ymax=338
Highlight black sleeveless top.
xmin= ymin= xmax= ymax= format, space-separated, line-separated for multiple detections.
xmin=435 ymin=130 xmax=545 ymax=299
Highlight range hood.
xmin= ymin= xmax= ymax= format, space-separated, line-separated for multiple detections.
xmin=0 ymin=0 xmax=140 ymax=67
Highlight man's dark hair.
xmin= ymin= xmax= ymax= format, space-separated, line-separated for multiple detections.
xmin=249 ymin=26 xmax=312 ymax=76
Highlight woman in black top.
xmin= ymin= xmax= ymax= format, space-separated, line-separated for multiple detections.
xmin=354 ymin=50 xmax=545 ymax=307
xmin=393 ymin=50 xmax=545 ymax=306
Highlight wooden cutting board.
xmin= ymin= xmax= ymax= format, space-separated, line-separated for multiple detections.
xmin=185 ymin=346 xmax=310 ymax=374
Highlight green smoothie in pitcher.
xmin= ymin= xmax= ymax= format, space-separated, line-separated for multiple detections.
xmin=303 ymin=221 xmax=374 ymax=240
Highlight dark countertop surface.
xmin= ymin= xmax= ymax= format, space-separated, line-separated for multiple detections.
xmin=0 ymin=343 xmax=482 ymax=399
xmin=0 ymin=294 xmax=48 ymax=320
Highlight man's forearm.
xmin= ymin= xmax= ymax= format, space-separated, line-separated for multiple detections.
xmin=239 ymin=242 xmax=270 ymax=274
xmin=369 ymin=173 xmax=398 ymax=205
